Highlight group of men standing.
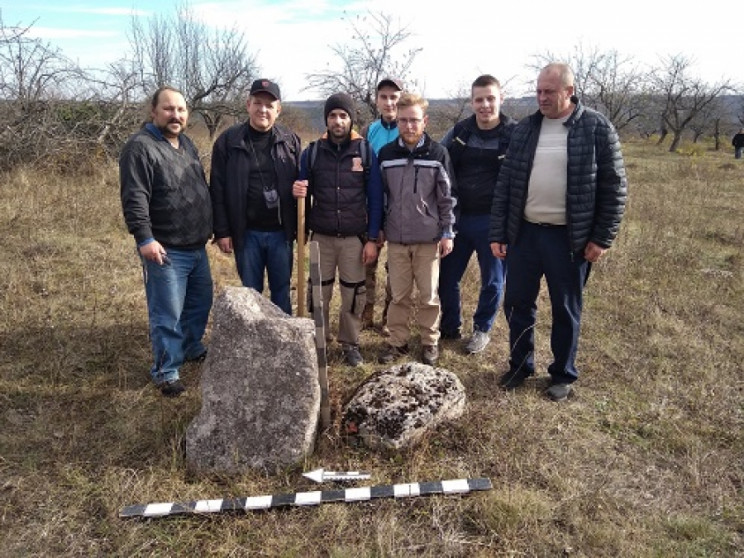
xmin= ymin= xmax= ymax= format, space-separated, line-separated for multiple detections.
xmin=120 ymin=62 xmax=627 ymax=403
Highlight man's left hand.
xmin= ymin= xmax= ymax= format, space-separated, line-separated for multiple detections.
xmin=362 ymin=241 xmax=379 ymax=265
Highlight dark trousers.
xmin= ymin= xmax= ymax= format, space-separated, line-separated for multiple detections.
xmin=503 ymin=221 xmax=589 ymax=383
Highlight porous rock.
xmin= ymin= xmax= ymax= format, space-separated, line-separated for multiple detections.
xmin=185 ymin=286 xmax=319 ymax=474
xmin=341 ymin=362 xmax=466 ymax=450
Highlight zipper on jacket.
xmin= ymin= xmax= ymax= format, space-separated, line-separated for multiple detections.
xmin=413 ymin=165 xmax=419 ymax=193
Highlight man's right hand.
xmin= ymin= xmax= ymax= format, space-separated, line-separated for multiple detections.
xmin=292 ymin=179 xmax=308 ymax=198
xmin=491 ymin=242 xmax=507 ymax=259
xmin=216 ymin=237 xmax=233 ymax=254
xmin=139 ymin=240 xmax=168 ymax=265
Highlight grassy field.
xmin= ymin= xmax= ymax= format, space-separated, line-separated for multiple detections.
xmin=0 ymin=140 xmax=742 ymax=556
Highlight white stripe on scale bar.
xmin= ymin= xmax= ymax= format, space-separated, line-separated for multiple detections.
xmin=393 ymin=483 xmax=420 ymax=498
xmin=194 ymin=499 xmax=224 ymax=513
xmin=441 ymin=479 xmax=470 ymax=494
xmin=143 ymin=502 xmax=174 ymax=517
xmin=294 ymin=491 xmax=323 ymax=506
xmin=244 ymin=495 xmax=273 ymax=510
xmin=344 ymin=487 xmax=372 ymax=501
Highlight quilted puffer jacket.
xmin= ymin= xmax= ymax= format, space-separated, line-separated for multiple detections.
xmin=489 ymin=99 xmax=627 ymax=253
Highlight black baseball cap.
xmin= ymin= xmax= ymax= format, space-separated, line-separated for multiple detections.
xmin=377 ymin=77 xmax=403 ymax=92
xmin=250 ymin=79 xmax=281 ymax=101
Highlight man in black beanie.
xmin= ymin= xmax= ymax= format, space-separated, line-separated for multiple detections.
xmin=293 ymin=93 xmax=384 ymax=366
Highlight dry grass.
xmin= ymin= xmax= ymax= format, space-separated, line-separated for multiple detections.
xmin=0 ymin=140 xmax=742 ymax=556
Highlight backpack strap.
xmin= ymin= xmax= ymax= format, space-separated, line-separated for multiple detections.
xmin=447 ymin=120 xmax=471 ymax=170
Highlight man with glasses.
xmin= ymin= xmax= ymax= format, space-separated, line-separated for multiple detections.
xmin=377 ymin=92 xmax=457 ymax=367
xmin=210 ymin=79 xmax=301 ymax=314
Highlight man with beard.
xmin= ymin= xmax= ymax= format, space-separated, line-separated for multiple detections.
xmin=120 ymin=86 xmax=213 ymax=397
xmin=377 ymin=92 xmax=457 ymax=367
xmin=292 ymin=93 xmax=384 ymax=366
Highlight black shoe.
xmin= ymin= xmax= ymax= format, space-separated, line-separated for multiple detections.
xmin=160 ymin=379 xmax=186 ymax=398
xmin=378 ymin=344 xmax=408 ymax=364
xmin=343 ymin=344 xmax=363 ymax=367
xmin=185 ymin=350 xmax=207 ymax=363
xmin=440 ymin=329 xmax=462 ymax=340
xmin=546 ymin=382 xmax=573 ymax=402
xmin=499 ymin=368 xmax=533 ymax=390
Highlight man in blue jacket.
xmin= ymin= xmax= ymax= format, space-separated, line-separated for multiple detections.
xmin=210 ymin=79 xmax=301 ymax=315
xmin=359 ymin=77 xmax=403 ymax=332
xmin=120 ymin=86 xmax=213 ymax=398
xmin=489 ymin=63 xmax=627 ymax=401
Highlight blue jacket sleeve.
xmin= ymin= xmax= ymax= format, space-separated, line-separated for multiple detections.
xmin=365 ymin=150 xmax=384 ymax=239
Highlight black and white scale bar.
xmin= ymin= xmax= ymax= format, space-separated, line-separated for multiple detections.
xmin=119 ymin=478 xmax=492 ymax=519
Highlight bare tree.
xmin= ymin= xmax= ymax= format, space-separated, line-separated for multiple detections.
xmin=128 ymin=1 xmax=258 ymax=138
xmin=651 ymin=54 xmax=733 ymax=152
xmin=0 ymin=14 xmax=85 ymax=169
xmin=530 ymin=44 xmax=648 ymax=131
xmin=305 ymin=11 xmax=421 ymax=125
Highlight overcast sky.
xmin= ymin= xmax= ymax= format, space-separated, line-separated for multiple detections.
xmin=5 ymin=0 xmax=741 ymax=101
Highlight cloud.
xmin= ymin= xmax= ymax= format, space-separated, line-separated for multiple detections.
xmin=28 ymin=27 xmax=118 ymax=40
xmin=39 ymin=7 xmax=150 ymax=17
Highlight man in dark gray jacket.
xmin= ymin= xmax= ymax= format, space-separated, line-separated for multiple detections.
xmin=120 ymin=86 xmax=213 ymax=398
xmin=489 ymin=63 xmax=627 ymax=401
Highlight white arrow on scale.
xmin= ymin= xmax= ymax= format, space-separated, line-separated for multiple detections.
xmin=303 ymin=468 xmax=371 ymax=483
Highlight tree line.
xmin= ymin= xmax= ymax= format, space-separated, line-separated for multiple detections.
xmin=1 ymin=6 xmax=742 ymax=173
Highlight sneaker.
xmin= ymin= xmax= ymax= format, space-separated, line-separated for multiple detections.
xmin=343 ymin=344 xmax=363 ymax=367
xmin=361 ymin=304 xmax=374 ymax=330
xmin=546 ymin=383 xmax=573 ymax=402
xmin=421 ymin=344 xmax=439 ymax=366
xmin=159 ymin=379 xmax=186 ymax=398
xmin=440 ymin=329 xmax=462 ymax=340
xmin=380 ymin=324 xmax=391 ymax=337
xmin=499 ymin=368 xmax=533 ymax=390
xmin=465 ymin=330 xmax=490 ymax=354
xmin=378 ymin=344 xmax=408 ymax=364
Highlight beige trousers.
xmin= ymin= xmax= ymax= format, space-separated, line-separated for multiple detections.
xmin=313 ymin=233 xmax=366 ymax=346
xmin=386 ymin=242 xmax=441 ymax=347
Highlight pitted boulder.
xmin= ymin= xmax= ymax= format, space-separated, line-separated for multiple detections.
xmin=185 ymin=286 xmax=319 ymax=474
xmin=342 ymin=362 xmax=466 ymax=450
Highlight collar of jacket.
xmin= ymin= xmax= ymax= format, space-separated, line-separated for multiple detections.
xmin=379 ymin=117 xmax=398 ymax=130
xmin=145 ymin=122 xmax=173 ymax=143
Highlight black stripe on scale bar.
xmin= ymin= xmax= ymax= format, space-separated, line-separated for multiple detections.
xmin=119 ymin=478 xmax=492 ymax=519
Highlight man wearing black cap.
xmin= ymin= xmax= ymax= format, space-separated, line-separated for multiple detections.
xmin=210 ymin=78 xmax=301 ymax=314
xmin=292 ymin=93 xmax=384 ymax=366
xmin=359 ymin=77 xmax=403 ymax=333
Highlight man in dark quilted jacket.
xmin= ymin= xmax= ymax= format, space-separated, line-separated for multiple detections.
xmin=489 ymin=63 xmax=628 ymax=401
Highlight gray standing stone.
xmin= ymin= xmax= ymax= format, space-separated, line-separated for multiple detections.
xmin=185 ymin=286 xmax=319 ymax=474
xmin=341 ymin=362 xmax=466 ymax=450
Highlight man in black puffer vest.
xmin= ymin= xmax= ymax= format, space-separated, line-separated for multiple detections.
xmin=489 ymin=63 xmax=628 ymax=402
xmin=293 ymin=93 xmax=384 ymax=367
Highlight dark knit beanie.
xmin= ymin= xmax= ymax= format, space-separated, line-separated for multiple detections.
xmin=324 ymin=93 xmax=356 ymax=127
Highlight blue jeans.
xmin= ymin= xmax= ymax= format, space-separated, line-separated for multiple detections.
xmin=736 ymin=147 xmax=743 ymax=160
xmin=235 ymin=229 xmax=293 ymax=315
xmin=440 ymin=213 xmax=505 ymax=334
xmin=503 ymin=222 xmax=589 ymax=383
xmin=142 ymin=246 xmax=213 ymax=385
